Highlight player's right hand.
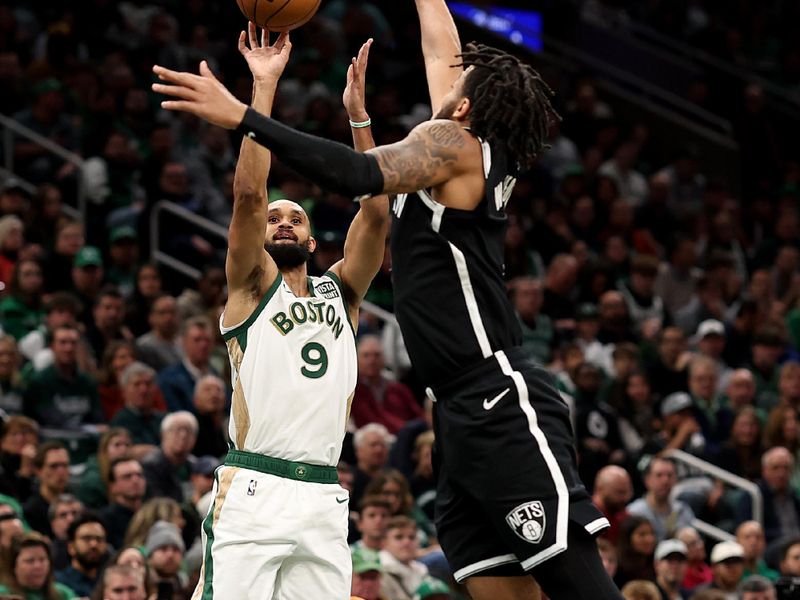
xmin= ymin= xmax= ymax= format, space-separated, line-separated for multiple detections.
xmin=238 ymin=22 xmax=292 ymax=84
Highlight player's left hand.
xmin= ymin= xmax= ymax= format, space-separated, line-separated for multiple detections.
xmin=343 ymin=38 xmax=373 ymax=122
xmin=153 ymin=61 xmax=248 ymax=129
xmin=239 ymin=23 xmax=292 ymax=83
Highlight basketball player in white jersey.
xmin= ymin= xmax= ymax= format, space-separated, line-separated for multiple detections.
xmin=190 ymin=27 xmax=387 ymax=599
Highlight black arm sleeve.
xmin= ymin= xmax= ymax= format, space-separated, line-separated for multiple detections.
xmin=237 ymin=107 xmax=385 ymax=198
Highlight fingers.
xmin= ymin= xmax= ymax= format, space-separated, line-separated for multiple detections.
xmin=160 ymin=100 xmax=195 ymax=114
xmin=248 ymin=21 xmax=259 ymax=49
xmin=261 ymin=26 xmax=267 ymax=48
xmin=153 ymin=65 xmax=200 ymax=87
xmin=152 ymin=82 xmax=196 ymax=101
xmin=199 ymin=60 xmax=218 ymax=81
xmin=238 ymin=30 xmax=248 ymax=56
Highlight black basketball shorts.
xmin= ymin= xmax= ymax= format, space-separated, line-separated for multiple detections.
xmin=427 ymin=347 xmax=610 ymax=583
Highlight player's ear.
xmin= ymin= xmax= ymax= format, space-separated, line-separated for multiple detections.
xmin=453 ymin=97 xmax=472 ymax=120
xmin=308 ymin=236 xmax=317 ymax=254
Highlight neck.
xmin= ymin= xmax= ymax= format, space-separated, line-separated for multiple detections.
xmin=591 ymin=495 xmax=606 ymax=512
xmin=116 ymin=496 xmax=143 ymax=511
xmin=658 ymin=576 xmax=677 ymax=593
xmin=40 ymin=484 xmax=59 ymax=503
xmin=744 ymin=557 xmax=757 ymax=569
xmin=55 ymin=361 xmax=76 ymax=377
xmin=647 ymin=491 xmax=670 ymax=510
xmin=363 ymin=534 xmax=383 ymax=550
xmin=359 ymin=462 xmax=381 ymax=477
xmin=156 ymin=329 xmax=175 ymax=342
xmin=281 ymin=266 xmax=310 ymax=297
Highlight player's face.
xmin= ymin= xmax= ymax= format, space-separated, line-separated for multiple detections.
xmin=265 ymin=201 xmax=315 ymax=268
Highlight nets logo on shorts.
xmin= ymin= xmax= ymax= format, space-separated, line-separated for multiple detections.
xmin=505 ymin=501 xmax=546 ymax=544
xmin=315 ymin=281 xmax=340 ymax=300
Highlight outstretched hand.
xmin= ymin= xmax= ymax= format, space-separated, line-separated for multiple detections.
xmin=343 ymin=38 xmax=373 ymax=121
xmin=239 ymin=23 xmax=292 ymax=83
xmin=153 ymin=61 xmax=247 ymax=129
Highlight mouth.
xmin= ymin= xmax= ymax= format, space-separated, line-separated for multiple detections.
xmin=273 ymin=231 xmax=298 ymax=242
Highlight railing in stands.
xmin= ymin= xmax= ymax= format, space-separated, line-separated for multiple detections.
xmin=0 ymin=113 xmax=87 ymax=221
xmin=149 ymin=200 xmax=395 ymax=324
xmin=664 ymin=448 xmax=763 ymax=541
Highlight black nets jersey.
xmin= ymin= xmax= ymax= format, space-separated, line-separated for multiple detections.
xmin=390 ymin=134 xmax=521 ymax=387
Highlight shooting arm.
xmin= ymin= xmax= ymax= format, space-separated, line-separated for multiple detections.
xmin=416 ymin=0 xmax=463 ymax=115
xmin=237 ymin=111 xmax=467 ymax=196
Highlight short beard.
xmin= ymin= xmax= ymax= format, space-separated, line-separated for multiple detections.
xmin=265 ymin=241 xmax=312 ymax=269
xmin=76 ymin=551 xmax=103 ymax=570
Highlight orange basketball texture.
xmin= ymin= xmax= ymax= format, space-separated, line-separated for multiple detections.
xmin=236 ymin=0 xmax=322 ymax=32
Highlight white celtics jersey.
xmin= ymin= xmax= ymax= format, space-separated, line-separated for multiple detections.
xmin=220 ymin=271 xmax=357 ymax=467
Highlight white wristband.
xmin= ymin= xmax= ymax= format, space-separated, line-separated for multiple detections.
xmin=349 ymin=118 xmax=372 ymax=128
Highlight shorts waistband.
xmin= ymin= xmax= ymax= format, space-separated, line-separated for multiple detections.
xmin=427 ymin=347 xmax=531 ymax=401
xmin=224 ymin=449 xmax=338 ymax=484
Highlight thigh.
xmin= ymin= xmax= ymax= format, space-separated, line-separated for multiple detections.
xmin=273 ymin=551 xmax=351 ymax=599
xmin=465 ymin=576 xmax=540 ymax=600
xmin=529 ymin=524 xmax=623 ymax=600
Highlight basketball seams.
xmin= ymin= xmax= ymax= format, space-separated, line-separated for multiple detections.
xmin=238 ymin=0 xmax=321 ymax=32
xmin=272 ymin=0 xmax=321 ymax=29
xmin=263 ymin=0 xmax=293 ymax=28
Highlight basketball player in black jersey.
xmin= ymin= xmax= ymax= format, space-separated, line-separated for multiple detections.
xmin=152 ymin=4 xmax=623 ymax=597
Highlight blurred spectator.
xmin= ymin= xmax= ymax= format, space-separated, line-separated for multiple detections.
xmin=100 ymin=458 xmax=146 ymax=550
xmin=599 ymin=142 xmax=648 ymax=206
xmin=18 ymin=292 xmax=82 ymax=373
xmin=542 ymin=254 xmax=579 ymax=327
xmin=145 ymin=520 xmax=187 ymax=596
xmin=352 ymin=495 xmax=391 ymax=553
xmin=645 ymin=327 xmax=690 ymax=399
xmin=136 ymin=294 xmax=182 ymax=372
xmin=675 ymin=277 xmax=726 ymax=337
xmin=188 ymin=456 xmax=218 ymax=516
xmin=0 ymin=531 xmax=77 ymax=599
xmin=105 ymin=227 xmax=139 ymax=299
xmin=70 ymin=246 xmax=105 ymax=325
xmin=724 ymin=300 xmax=758 ymax=369
xmin=737 ymin=447 xmax=800 ymax=543
xmin=709 ymin=407 xmax=762 ymax=482
xmin=48 ymin=494 xmax=83 ymax=571
xmin=737 ymin=521 xmax=779 ymax=582
xmin=642 ymin=392 xmax=706 ymax=458
xmin=738 ymin=575 xmax=776 ymax=600
xmin=379 ymin=516 xmax=428 ymax=600
xmin=597 ymin=290 xmax=639 ymax=357
xmin=0 ymin=501 xmax=25 ymax=552
xmin=619 ymin=254 xmax=664 ymax=336
xmin=510 ymin=277 xmax=554 ymax=365
xmin=678 ymin=526 xmax=712 ymax=591
xmin=85 ymin=287 xmax=133 ymax=363
xmin=43 ymin=220 xmax=84 ymax=295
xmin=191 ymin=374 xmax=227 ymax=458
xmin=748 ymin=327 xmax=787 ymax=411
xmin=352 ymin=423 xmax=392 ymax=509
xmin=176 ymin=266 xmax=225 ymax=322
xmin=695 ymin=541 xmax=746 ymax=600
xmin=410 ymin=431 xmax=435 ymax=522
xmin=126 ymin=264 xmax=164 ymax=338
xmin=351 ymin=335 xmax=422 ymax=434
xmin=98 ymin=341 xmax=136 ymax=420
xmin=615 ymin=515 xmax=657 ymax=588
xmin=388 ymin=397 xmax=432 ymax=480
xmin=93 ymin=564 xmax=147 ymax=600
xmin=123 ymin=498 xmax=184 ymax=549
xmin=621 ymin=580 xmax=661 ymax=600
xmin=653 ymin=538 xmax=690 ymax=600
xmin=350 ymin=547 xmax=384 ymax=600
xmin=688 ymin=355 xmax=732 ymax=446
xmin=141 ymin=411 xmax=198 ymax=503
xmin=628 ymin=457 xmax=695 ymax=542
xmin=109 ymin=362 xmax=164 ymax=454
xmin=722 ymin=369 xmax=760 ymax=420
xmin=778 ymin=537 xmax=800 ymax=577
xmin=598 ymin=537 xmax=619 ymax=578
xmin=616 ymin=370 xmax=658 ymax=455
xmin=0 ymin=415 xmax=38 ymax=500
xmin=23 ymin=441 xmax=70 ymax=537
xmin=364 ymin=470 xmax=435 ymax=548
xmin=655 ymin=238 xmax=702 ymax=319
xmin=55 ymin=513 xmax=108 ymax=597
xmin=777 ymin=362 xmax=800 ymax=410
xmin=0 ymin=259 xmax=45 ymax=341
xmin=77 ymin=428 xmax=131 ymax=509
xmin=25 ymin=184 xmax=62 ymax=248
xmin=692 ymin=320 xmax=732 ymax=395
xmin=592 ymin=465 xmax=633 ymax=544
xmin=157 ymin=316 xmax=215 ymax=413
xmin=0 ymin=335 xmax=24 ymax=415
xmin=23 ymin=324 xmax=102 ymax=429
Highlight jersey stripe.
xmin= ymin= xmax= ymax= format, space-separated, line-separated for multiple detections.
xmin=226 ymin=337 xmax=250 ymax=450
xmin=448 ymin=242 xmax=493 ymax=358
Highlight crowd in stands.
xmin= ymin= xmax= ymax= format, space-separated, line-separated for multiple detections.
xmin=0 ymin=0 xmax=800 ymax=599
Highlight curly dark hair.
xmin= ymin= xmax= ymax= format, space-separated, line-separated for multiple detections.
xmin=457 ymin=42 xmax=558 ymax=171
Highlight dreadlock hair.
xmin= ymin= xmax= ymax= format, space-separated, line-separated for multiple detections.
xmin=458 ymin=42 xmax=559 ymax=171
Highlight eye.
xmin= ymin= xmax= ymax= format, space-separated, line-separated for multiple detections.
xmin=292 ymin=218 xmax=301 ymax=225
xmin=268 ymin=217 xmax=279 ymax=223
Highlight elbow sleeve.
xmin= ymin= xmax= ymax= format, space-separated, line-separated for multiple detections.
xmin=238 ymin=108 xmax=384 ymax=198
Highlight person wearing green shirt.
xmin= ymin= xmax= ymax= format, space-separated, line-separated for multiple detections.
xmin=737 ymin=521 xmax=779 ymax=582
xmin=0 ymin=259 xmax=45 ymax=340
xmin=23 ymin=325 xmax=103 ymax=430
xmin=0 ymin=531 xmax=77 ymax=599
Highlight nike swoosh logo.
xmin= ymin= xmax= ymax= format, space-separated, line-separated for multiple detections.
xmin=483 ymin=388 xmax=511 ymax=410
xmin=336 ymin=497 xmax=348 ymax=504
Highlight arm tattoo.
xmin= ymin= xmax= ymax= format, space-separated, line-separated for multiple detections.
xmin=372 ymin=120 xmax=467 ymax=192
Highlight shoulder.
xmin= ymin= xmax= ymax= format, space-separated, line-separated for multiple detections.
xmin=56 ymin=581 xmax=79 ymax=598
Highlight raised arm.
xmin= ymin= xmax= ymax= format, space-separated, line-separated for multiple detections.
xmin=152 ymin=64 xmax=477 ymax=197
xmin=415 ymin=0 xmax=463 ymax=115
xmin=328 ymin=39 xmax=390 ymax=310
xmin=225 ymin=26 xmax=291 ymax=324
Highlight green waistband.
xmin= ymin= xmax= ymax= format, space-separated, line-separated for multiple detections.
xmin=224 ymin=449 xmax=338 ymax=484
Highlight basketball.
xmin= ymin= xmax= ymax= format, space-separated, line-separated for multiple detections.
xmin=236 ymin=0 xmax=322 ymax=32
